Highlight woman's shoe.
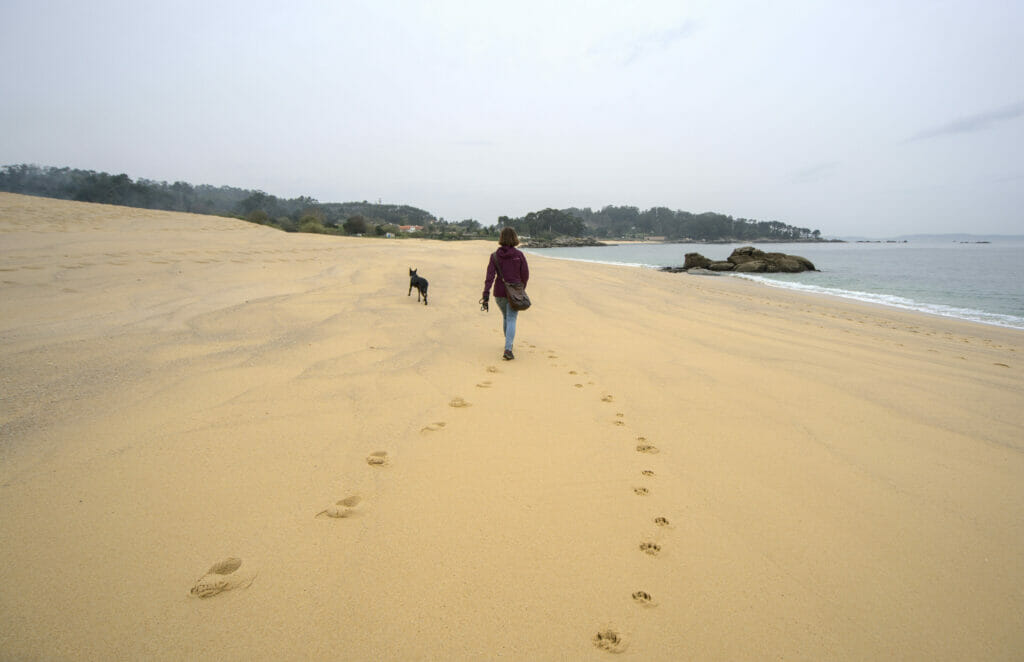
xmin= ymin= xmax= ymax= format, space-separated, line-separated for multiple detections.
xmin=502 ymin=350 xmax=514 ymax=361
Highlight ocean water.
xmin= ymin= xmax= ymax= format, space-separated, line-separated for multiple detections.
xmin=525 ymin=241 xmax=1024 ymax=330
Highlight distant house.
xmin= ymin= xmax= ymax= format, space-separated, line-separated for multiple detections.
xmin=399 ymin=225 xmax=424 ymax=233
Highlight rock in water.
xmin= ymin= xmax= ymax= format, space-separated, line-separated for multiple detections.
xmin=668 ymin=246 xmax=817 ymax=273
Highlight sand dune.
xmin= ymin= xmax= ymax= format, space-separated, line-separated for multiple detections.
xmin=1 ymin=192 xmax=1022 ymax=660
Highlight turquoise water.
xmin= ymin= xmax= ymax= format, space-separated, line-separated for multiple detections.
xmin=525 ymin=241 xmax=1024 ymax=330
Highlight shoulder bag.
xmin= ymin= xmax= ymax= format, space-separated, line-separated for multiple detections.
xmin=491 ymin=252 xmax=531 ymax=311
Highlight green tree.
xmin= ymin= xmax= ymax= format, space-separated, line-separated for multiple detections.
xmin=299 ymin=215 xmax=327 ymax=233
xmin=343 ymin=215 xmax=368 ymax=235
xmin=246 ymin=209 xmax=270 ymax=225
xmin=518 ymin=208 xmax=585 ymax=237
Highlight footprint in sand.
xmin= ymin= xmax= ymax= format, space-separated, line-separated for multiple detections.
xmin=613 ymin=420 xmax=625 ymax=427
xmin=601 ymin=395 xmax=614 ymax=403
xmin=189 ymin=557 xmax=256 ymax=598
xmin=316 ymin=495 xmax=362 ymax=518
xmin=639 ymin=542 xmax=661 ymax=556
xmin=636 ymin=438 xmax=659 ymax=454
xmin=485 ymin=365 xmax=499 ymax=374
xmin=569 ymin=370 xmax=578 ymax=375
xmin=592 ymin=628 xmax=628 ymax=653
xmin=633 ymin=487 xmax=649 ymax=496
xmin=632 ymin=591 xmax=656 ymax=607
xmin=476 ymin=381 xmax=493 ymax=388
xmin=654 ymin=517 xmax=670 ymax=527
xmin=366 ymin=451 xmax=389 ymax=466
xmin=420 ymin=422 xmax=447 ymax=434
xmin=449 ymin=397 xmax=471 ymax=408
xmin=641 ymin=470 xmax=655 ymax=477
xmin=574 ymin=383 xmax=584 ymax=388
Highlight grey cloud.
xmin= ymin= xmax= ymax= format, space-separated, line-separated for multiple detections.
xmin=790 ymin=160 xmax=840 ymax=183
xmin=592 ymin=20 xmax=699 ymax=66
xmin=906 ymin=101 xmax=1024 ymax=142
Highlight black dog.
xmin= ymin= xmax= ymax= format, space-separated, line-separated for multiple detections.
xmin=408 ymin=268 xmax=428 ymax=305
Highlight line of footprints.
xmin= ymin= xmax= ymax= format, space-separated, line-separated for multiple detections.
xmin=594 ymin=391 xmax=672 ymax=654
xmin=189 ymin=444 xmax=391 ymax=598
xmin=187 ymin=344 xmax=672 ymax=656
xmin=187 ymin=364 xmax=456 ymax=599
xmin=531 ymin=345 xmax=674 ymax=654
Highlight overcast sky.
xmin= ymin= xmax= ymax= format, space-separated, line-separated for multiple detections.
xmin=2 ymin=1 xmax=1022 ymax=237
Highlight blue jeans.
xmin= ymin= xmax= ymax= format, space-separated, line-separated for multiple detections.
xmin=495 ymin=297 xmax=518 ymax=352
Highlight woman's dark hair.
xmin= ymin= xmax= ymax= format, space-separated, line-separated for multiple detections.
xmin=499 ymin=227 xmax=520 ymax=247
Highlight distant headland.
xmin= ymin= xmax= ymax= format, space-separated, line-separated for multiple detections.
xmin=1 ymin=163 xmax=825 ymax=244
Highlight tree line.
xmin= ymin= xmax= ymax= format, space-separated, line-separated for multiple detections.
xmin=1 ymin=164 xmax=822 ymax=241
xmin=562 ymin=205 xmax=821 ymax=241
xmin=494 ymin=205 xmax=821 ymax=242
xmin=0 ymin=164 xmax=435 ymax=235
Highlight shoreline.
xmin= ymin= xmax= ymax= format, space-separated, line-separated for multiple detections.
xmin=525 ymin=247 xmax=1024 ymax=332
xmin=1 ymin=193 xmax=1022 ymax=660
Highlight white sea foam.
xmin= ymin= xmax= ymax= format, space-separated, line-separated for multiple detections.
xmin=523 ymin=253 xmax=655 ymax=269
xmin=732 ymin=273 xmax=1024 ymax=330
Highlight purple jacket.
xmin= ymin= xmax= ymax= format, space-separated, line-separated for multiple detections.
xmin=484 ymin=245 xmax=529 ymax=298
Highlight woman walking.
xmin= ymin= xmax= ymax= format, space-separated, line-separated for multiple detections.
xmin=481 ymin=227 xmax=530 ymax=360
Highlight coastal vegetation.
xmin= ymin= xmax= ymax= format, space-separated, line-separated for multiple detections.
xmin=563 ymin=205 xmax=821 ymax=242
xmin=0 ymin=164 xmax=435 ymax=235
xmin=1 ymin=164 xmax=821 ymax=242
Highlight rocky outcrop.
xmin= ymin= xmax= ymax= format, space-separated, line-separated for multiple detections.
xmin=708 ymin=261 xmax=736 ymax=271
xmin=662 ymin=246 xmax=816 ymax=273
xmin=683 ymin=253 xmax=711 ymax=269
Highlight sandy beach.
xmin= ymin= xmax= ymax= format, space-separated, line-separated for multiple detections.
xmin=1 ymin=192 xmax=1022 ymax=660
